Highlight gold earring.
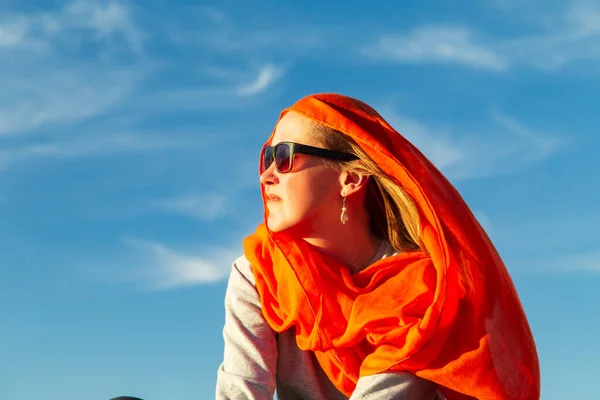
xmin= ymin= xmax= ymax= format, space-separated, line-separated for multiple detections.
xmin=341 ymin=196 xmax=348 ymax=224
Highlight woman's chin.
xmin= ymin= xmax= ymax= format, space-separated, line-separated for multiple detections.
xmin=266 ymin=216 xmax=284 ymax=233
xmin=267 ymin=215 xmax=296 ymax=234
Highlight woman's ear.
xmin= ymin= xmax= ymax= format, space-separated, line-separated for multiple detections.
xmin=339 ymin=170 xmax=370 ymax=197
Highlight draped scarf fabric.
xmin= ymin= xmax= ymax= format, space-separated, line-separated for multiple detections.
xmin=243 ymin=94 xmax=540 ymax=399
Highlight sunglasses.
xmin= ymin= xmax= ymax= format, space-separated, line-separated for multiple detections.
xmin=262 ymin=141 xmax=358 ymax=173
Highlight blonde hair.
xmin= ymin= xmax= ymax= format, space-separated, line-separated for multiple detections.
xmin=311 ymin=123 xmax=422 ymax=252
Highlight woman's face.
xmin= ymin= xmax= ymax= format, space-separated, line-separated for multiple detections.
xmin=260 ymin=112 xmax=343 ymax=236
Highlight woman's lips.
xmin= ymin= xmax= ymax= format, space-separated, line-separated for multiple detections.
xmin=266 ymin=194 xmax=281 ymax=203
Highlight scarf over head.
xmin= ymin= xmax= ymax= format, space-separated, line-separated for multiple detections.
xmin=243 ymin=94 xmax=540 ymax=400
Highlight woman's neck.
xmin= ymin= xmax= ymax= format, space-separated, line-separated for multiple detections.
xmin=302 ymin=224 xmax=383 ymax=274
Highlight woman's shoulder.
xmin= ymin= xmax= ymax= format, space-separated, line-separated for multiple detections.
xmin=231 ymin=254 xmax=256 ymax=286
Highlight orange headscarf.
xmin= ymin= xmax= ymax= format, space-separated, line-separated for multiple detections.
xmin=243 ymin=94 xmax=540 ymax=399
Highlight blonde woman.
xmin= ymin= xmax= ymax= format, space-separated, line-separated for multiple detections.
xmin=216 ymin=94 xmax=540 ymax=400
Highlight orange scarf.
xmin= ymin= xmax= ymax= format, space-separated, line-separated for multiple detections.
xmin=243 ymin=94 xmax=540 ymax=399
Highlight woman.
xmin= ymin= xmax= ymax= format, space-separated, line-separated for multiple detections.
xmin=216 ymin=94 xmax=540 ymax=399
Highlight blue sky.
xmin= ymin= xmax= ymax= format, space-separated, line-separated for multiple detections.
xmin=0 ymin=0 xmax=599 ymax=399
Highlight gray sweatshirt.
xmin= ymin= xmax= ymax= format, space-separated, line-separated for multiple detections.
xmin=216 ymin=242 xmax=445 ymax=400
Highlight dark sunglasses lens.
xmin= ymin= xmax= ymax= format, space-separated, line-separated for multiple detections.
xmin=275 ymin=144 xmax=291 ymax=172
xmin=262 ymin=146 xmax=274 ymax=172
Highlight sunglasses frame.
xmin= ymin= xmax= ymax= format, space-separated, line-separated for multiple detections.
xmin=262 ymin=141 xmax=358 ymax=173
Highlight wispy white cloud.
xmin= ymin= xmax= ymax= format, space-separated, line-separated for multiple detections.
xmin=566 ymin=1 xmax=600 ymax=37
xmin=196 ymin=5 xmax=230 ymax=25
xmin=517 ymin=250 xmax=600 ymax=275
xmin=0 ymin=19 xmax=28 ymax=48
xmin=366 ymin=0 xmax=600 ymax=72
xmin=162 ymin=6 xmax=326 ymax=59
xmin=237 ymin=64 xmax=286 ymax=97
xmin=0 ymin=131 xmax=213 ymax=170
xmin=0 ymin=0 xmax=142 ymax=53
xmin=117 ymin=236 xmax=238 ymax=290
xmin=0 ymin=67 xmax=146 ymax=136
xmin=151 ymin=62 xmax=286 ymax=109
xmin=556 ymin=250 xmax=600 ymax=274
xmin=157 ymin=193 xmax=229 ymax=221
xmin=384 ymin=114 xmax=465 ymax=170
xmin=366 ymin=26 xmax=508 ymax=72
xmin=380 ymin=108 xmax=562 ymax=180
xmin=179 ymin=2 xmax=600 ymax=74
xmin=490 ymin=112 xmax=560 ymax=161
xmin=444 ymin=113 xmax=562 ymax=180
xmin=0 ymin=1 xmax=148 ymax=136
xmin=0 ymin=1 xmax=287 ymax=152
xmin=64 ymin=0 xmax=144 ymax=53
xmin=499 ymin=1 xmax=600 ymax=70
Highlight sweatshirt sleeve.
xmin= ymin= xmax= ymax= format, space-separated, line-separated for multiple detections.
xmin=216 ymin=256 xmax=278 ymax=400
xmin=350 ymin=372 xmax=440 ymax=400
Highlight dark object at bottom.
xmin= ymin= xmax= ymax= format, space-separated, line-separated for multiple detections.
xmin=110 ymin=397 xmax=143 ymax=400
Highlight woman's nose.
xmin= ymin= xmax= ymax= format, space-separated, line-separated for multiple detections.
xmin=259 ymin=163 xmax=279 ymax=186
